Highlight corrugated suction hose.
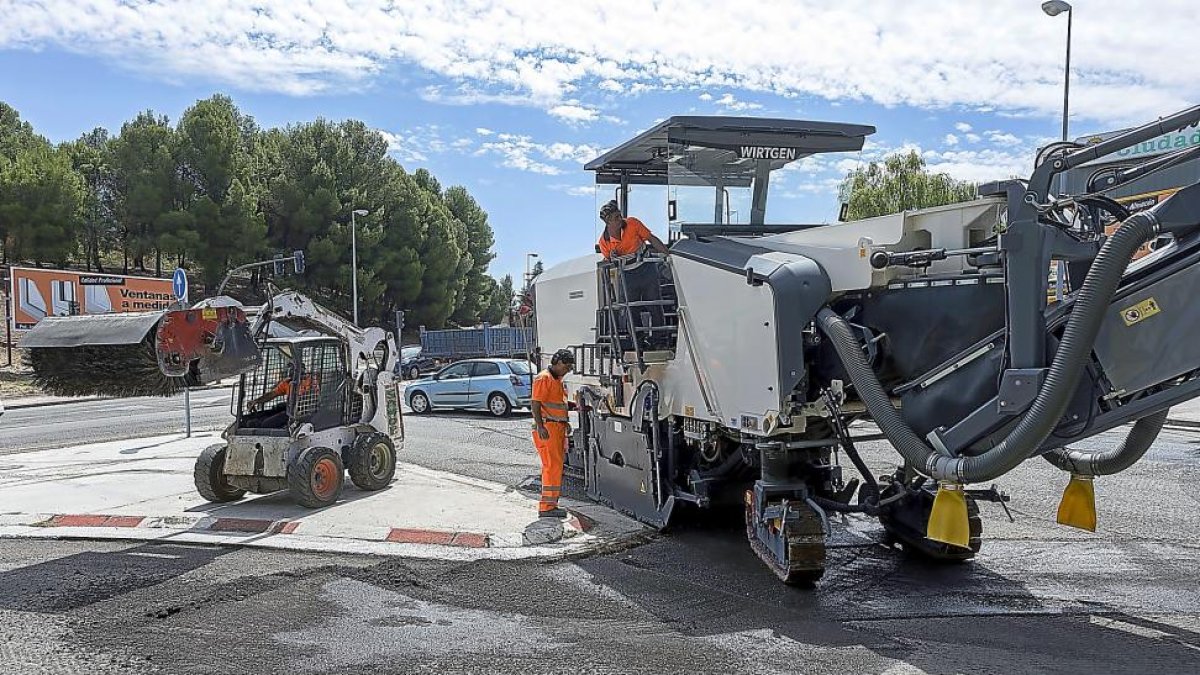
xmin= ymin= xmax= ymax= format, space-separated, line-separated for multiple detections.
xmin=817 ymin=209 xmax=1162 ymax=483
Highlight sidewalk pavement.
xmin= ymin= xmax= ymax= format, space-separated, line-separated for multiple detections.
xmin=0 ymin=432 xmax=647 ymax=560
xmin=1165 ymin=398 xmax=1200 ymax=428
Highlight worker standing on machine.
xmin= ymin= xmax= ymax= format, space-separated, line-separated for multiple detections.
xmin=531 ymin=349 xmax=575 ymax=518
xmin=597 ymin=200 xmax=670 ymax=350
xmin=597 ymin=199 xmax=668 ymax=259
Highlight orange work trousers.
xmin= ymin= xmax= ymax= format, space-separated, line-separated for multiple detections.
xmin=532 ymin=421 xmax=568 ymax=513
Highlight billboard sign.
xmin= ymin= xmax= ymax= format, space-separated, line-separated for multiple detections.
xmin=8 ymin=267 xmax=176 ymax=332
xmin=1073 ymin=126 xmax=1200 ymax=167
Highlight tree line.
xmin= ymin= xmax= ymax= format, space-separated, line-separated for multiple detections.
xmin=0 ymin=95 xmax=515 ymax=331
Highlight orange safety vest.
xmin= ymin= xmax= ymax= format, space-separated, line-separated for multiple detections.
xmin=598 ymin=216 xmax=653 ymax=259
xmin=532 ymin=370 xmax=569 ymax=424
xmin=271 ymin=374 xmax=317 ymax=398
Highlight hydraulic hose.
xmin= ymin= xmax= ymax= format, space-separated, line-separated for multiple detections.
xmin=817 ymin=210 xmax=1162 ymax=484
xmin=1042 ymin=409 xmax=1167 ymax=476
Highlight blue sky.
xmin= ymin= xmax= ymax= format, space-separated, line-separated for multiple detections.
xmin=2 ymin=1 xmax=1197 ymax=283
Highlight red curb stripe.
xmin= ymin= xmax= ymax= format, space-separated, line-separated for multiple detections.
xmin=450 ymin=532 xmax=488 ymax=548
xmin=277 ymin=521 xmax=300 ymax=535
xmin=208 ymin=517 xmax=273 ymax=533
xmin=387 ymin=528 xmax=455 ymax=545
xmin=103 ymin=516 xmax=146 ymax=528
xmin=567 ymin=512 xmax=594 ymax=533
xmin=50 ymin=515 xmax=110 ymax=527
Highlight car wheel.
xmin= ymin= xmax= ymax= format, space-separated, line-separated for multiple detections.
xmin=407 ymin=365 xmax=421 ymax=380
xmin=410 ymin=391 xmax=431 ymax=414
xmin=487 ymin=392 xmax=512 ymax=418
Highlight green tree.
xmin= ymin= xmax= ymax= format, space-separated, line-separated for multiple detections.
xmin=63 ymin=128 xmax=120 ymax=272
xmin=110 ymin=111 xmax=183 ymax=274
xmin=481 ymin=273 xmax=514 ymax=325
xmin=0 ymin=141 xmax=85 ymax=265
xmin=255 ymin=118 xmax=472 ymax=328
xmin=446 ymin=186 xmax=494 ymax=325
xmin=176 ymin=95 xmax=266 ymax=287
xmin=839 ymin=150 xmax=977 ymax=221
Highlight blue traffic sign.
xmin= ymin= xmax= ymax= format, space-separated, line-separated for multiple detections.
xmin=172 ymin=268 xmax=188 ymax=303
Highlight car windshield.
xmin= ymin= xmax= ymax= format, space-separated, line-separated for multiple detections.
xmin=401 ymin=347 xmax=420 ymax=360
xmin=507 ymin=360 xmax=532 ymax=375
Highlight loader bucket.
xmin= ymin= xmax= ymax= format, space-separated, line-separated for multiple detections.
xmin=20 ymin=311 xmax=178 ymax=397
xmin=155 ymin=306 xmax=260 ymax=384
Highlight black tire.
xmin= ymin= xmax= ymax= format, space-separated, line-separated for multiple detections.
xmin=347 ymin=432 xmax=397 ymax=491
xmin=409 ymin=390 xmax=431 ymax=414
xmin=407 ymin=365 xmax=421 ymax=380
xmin=194 ymin=444 xmax=246 ymax=503
xmin=288 ymin=446 xmax=343 ymax=508
xmin=487 ymin=392 xmax=512 ymax=418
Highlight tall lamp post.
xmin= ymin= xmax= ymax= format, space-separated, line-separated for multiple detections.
xmin=351 ymin=208 xmax=368 ymax=326
xmin=1043 ymin=1 xmax=1073 ymax=304
xmin=525 ymin=252 xmax=539 ymax=290
xmin=1042 ymin=0 xmax=1073 ymax=142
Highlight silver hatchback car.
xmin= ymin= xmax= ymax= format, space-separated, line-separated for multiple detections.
xmin=406 ymin=358 xmax=534 ymax=417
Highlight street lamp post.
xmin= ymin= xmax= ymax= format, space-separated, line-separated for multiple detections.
xmin=1043 ymin=1 xmax=1073 ymax=304
xmin=525 ymin=252 xmax=539 ymax=290
xmin=1042 ymin=0 xmax=1073 ymax=141
xmin=351 ymin=208 xmax=368 ymax=326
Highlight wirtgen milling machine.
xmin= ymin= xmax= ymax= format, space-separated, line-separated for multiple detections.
xmin=534 ymin=107 xmax=1200 ymax=584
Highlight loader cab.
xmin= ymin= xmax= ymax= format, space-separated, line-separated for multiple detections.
xmin=581 ymin=116 xmax=876 ymax=369
xmin=235 ymin=336 xmax=351 ymax=435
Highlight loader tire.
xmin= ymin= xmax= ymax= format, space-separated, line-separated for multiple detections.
xmin=347 ymin=432 xmax=397 ymax=491
xmin=194 ymin=444 xmax=246 ymax=503
xmin=289 ymin=446 xmax=343 ymax=508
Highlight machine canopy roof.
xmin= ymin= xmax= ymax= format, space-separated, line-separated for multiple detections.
xmin=584 ymin=116 xmax=876 ymax=186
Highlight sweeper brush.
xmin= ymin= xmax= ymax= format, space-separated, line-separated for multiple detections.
xmin=21 ymin=304 xmax=258 ymax=398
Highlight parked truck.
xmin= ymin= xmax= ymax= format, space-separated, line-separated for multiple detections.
xmin=397 ymin=324 xmax=534 ymax=380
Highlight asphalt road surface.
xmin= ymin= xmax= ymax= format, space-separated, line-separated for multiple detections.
xmin=2 ymin=395 xmax=1200 ymax=673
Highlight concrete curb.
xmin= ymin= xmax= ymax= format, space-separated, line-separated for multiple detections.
xmin=4 ymin=381 xmax=236 ymax=410
xmin=0 ymin=508 xmax=592 ymax=553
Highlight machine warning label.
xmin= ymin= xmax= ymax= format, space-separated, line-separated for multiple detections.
xmin=1121 ymin=297 xmax=1161 ymax=326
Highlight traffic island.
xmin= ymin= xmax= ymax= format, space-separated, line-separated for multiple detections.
xmin=0 ymin=433 xmax=646 ymax=561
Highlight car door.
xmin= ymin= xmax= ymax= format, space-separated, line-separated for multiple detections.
xmin=466 ymin=361 xmax=503 ymax=407
xmin=431 ymin=361 xmax=473 ymax=407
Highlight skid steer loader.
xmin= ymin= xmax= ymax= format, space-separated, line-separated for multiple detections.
xmin=21 ymin=284 xmax=404 ymax=509
xmin=534 ymin=107 xmax=1200 ymax=584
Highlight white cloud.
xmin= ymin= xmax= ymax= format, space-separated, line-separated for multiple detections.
xmin=984 ymin=130 xmax=1022 ymax=147
xmin=698 ymin=92 xmax=714 ymax=101
xmin=474 ymin=134 xmax=603 ymax=175
xmin=922 ymin=147 xmax=1032 ymax=182
xmin=548 ymin=103 xmax=600 ymax=123
xmin=8 ymin=1 xmax=1196 ymax=127
xmin=377 ymin=128 xmax=438 ymax=163
xmin=943 ymin=133 xmax=959 ymax=146
xmin=713 ymin=93 xmax=763 ymax=111
xmin=549 ymin=184 xmax=597 ymax=197
xmin=475 ymin=127 xmax=494 ymax=136
xmin=955 ymin=122 xmax=973 ymax=133
xmin=965 ymin=133 xmax=982 ymax=143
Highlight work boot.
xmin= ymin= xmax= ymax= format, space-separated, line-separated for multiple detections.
xmin=539 ymin=508 xmax=568 ymax=519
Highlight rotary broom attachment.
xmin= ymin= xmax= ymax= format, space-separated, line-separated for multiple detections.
xmin=21 ymin=305 xmax=260 ymax=398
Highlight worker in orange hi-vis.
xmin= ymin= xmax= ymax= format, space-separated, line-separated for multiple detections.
xmin=531 ymin=348 xmax=576 ymax=518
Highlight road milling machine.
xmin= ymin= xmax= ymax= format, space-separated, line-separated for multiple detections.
xmin=533 ymin=107 xmax=1200 ymax=584
xmin=21 ymin=282 xmax=404 ymax=508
